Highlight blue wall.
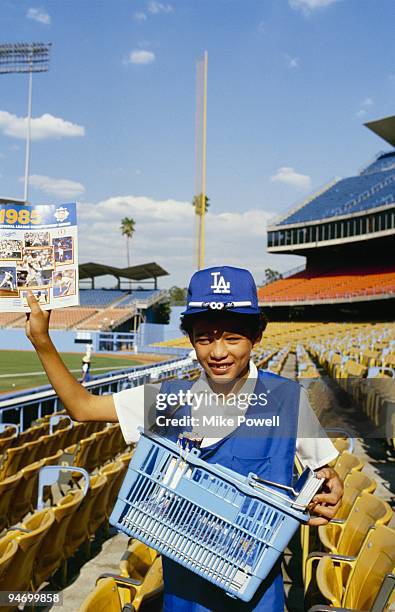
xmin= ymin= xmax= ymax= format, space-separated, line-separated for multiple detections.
xmin=0 ymin=329 xmax=98 ymax=353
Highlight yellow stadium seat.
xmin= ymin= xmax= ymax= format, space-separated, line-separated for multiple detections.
xmin=0 ymin=533 xmax=18 ymax=581
xmin=0 ymin=443 xmax=27 ymax=480
xmin=63 ymin=473 xmax=107 ymax=564
xmin=0 ymin=432 xmax=16 ymax=455
xmin=84 ymin=429 xmax=109 ymax=472
xmin=314 ymin=471 xmax=377 ymax=561
xmin=313 ymin=525 xmax=395 ymax=609
xmin=79 ymin=576 xmax=136 ymax=612
xmin=332 ymin=452 xmax=363 ymax=481
xmin=0 ymin=508 xmax=55 ymax=594
xmin=18 ymin=438 xmax=43 ymax=469
xmin=32 ymin=488 xmax=84 ymax=589
xmin=305 ymin=492 xmax=393 ymax=593
xmin=72 ymin=436 xmax=96 ymax=469
xmin=98 ymin=460 xmax=125 ymax=525
xmin=8 ymin=459 xmax=43 ymax=525
xmin=119 ymin=540 xmax=164 ymax=611
xmin=100 ymin=424 xmax=121 ymax=464
xmin=40 ymin=448 xmax=64 ymax=467
xmin=0 ymin=471 xmax=23 ymax=532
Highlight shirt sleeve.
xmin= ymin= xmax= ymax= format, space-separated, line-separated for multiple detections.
xmin=113 ymin=385 xmax=146 ymax=444
xmin=296 ymin=385 xmax=339 ymax=470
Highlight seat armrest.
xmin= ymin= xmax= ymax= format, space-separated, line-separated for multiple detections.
xmin=97 ymin=572 xmax=142 ymax=587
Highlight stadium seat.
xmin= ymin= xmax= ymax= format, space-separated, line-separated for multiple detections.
xmin=0 ymin=508 xmax=55 ymax=594
xmin=0 ymin=471 xmax=23 ymax=532
xmin=0 ymin=431 xmax=16 ymax=456
xmin=0 ymin=533 xmax=18 ymax=581
xmin=332 ymin=452 xmax=363 ymax=481
xmin=305 ymin=492 xmax=393 ymax=593
xmin=63 ymin=473 xmax=107 ymax=568
xmin=119 ymin=540 xmax=164 ymax=610
xmin=8 ymin=459 xmax=43 ymax=525
xmin=101 ymin=424 xmax=122 ymax=464
xmin=18 ymin=438 xmax=42 ymax=468
xmin=79 ymin=575 xmax=136 ymax=612
xmin=84 ymin=429 xmax=110 ymax=472
xmin=0 ymin=443 xmax=27 ymax=480
xmin=322 ymin=471 xmax=377 ymax=540
xmin=98 ymin=460 xmax=125 ymax=525
xmin=310 ymin=525 xmax=395 ymax=609
xmin=32 ymin=488 xmax=85 ymax=589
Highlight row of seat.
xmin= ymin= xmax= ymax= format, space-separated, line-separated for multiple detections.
xmin=0 ymin=417 xmax=112 ymax=480
xmin=0 ymin=451 xmax=133 ymax=611
xmin=78 ymin=445 xmax=395 ymax=612
xmin=309 ymin=342 xmax=395 ymax=447
xmin=302 ymin=448 xmax=395 ymax=610
xmin=80 ymin=539 xmax=163 ymax=611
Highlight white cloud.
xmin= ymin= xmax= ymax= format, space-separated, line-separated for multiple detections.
xmin=270 ymin=167 xmax=312 ymax=190
xmin=355 ymin=97 xmax=374 ymax=118
xmin=0 ymin=110 xmax=85 ymax=141
xmin=134 ymin=11 xmax=147 ymax=21
xmin=76 ymin=196 xmax=298 ymax=287
xmin=289 ymin=0 xmax=338 ymax=13
xmin=26 ymin=7 xmax=51 ymax=24
xmin=147 ymin=1 xmax=173 ymax=14
xmin=285 ymin=54 xmax=300 ymax=69
xmin=128 ymin=50 xmax=155 ymax=65
xmin=23 ymin=174 xmax=85 ymax=199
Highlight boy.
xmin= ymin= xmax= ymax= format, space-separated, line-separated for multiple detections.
xmin=26 ymin=265 xmax=343 ymax=611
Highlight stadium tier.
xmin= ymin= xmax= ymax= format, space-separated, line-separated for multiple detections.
xmin=79 ymin=289 xmax=125 ymax=307
xmin=259 ymin=264 xmax=395 ymax=304
xmin=276 ymin=159 xmax=395 ymax=225
xmin=74 ymin=307 xmax=134 ymax=330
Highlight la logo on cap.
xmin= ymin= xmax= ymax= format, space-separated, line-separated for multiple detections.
xmin=210 ymin=271 xmax=230 ymax=294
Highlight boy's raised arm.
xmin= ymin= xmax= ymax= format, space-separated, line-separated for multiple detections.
xmin=25 ymin=291 xmax=117 ymax=422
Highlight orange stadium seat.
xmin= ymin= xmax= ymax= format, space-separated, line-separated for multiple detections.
xmin=259 ymin=264 xmax=395 ymax=303
xmin=74 ymin=307 xmax=134 ymax=331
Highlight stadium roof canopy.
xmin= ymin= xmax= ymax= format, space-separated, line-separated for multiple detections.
xmin=79 ymin=261 xmax=168 ymax=288
xmin=365 ymin=114 xmax=395 ymax=147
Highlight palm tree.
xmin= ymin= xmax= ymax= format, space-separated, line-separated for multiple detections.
xmin=120 ymin=217 xmax=136 ymax=268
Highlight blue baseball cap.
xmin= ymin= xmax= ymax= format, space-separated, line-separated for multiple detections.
xmin=181 ymin=266 xmax=260 ymax=316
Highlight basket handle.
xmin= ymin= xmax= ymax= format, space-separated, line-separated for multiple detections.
xmin=249 ymin=473 xmax=298 ymax=494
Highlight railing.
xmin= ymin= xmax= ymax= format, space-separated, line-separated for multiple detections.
xmin=0 ymin=355 xmax=194 ymax=431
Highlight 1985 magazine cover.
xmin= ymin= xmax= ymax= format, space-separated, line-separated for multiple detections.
xmin=0 ymin=202 xmax=78 ymax=312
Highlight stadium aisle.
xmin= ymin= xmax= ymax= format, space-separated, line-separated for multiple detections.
xmin=53 ymin=533 xmax=129 ymax=611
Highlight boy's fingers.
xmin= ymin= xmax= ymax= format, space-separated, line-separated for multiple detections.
xmin=26 ymin=291 xmax=41 ymax=312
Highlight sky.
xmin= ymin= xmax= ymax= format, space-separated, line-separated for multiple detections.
xmin=1 ymin=0 xmax=394 ymax=288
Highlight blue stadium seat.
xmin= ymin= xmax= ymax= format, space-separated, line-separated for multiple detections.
xmin=278 ymin=162 xmax=395 ymax=225
xmin=79 ymin=290 xmax=125 ymax=307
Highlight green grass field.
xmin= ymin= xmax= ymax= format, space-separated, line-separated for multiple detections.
xmin=0 ymin=350 xmax=143 ymax=394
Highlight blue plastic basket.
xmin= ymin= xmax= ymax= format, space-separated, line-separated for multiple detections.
xmin=110 ymin=429 xmax=310 ymax=602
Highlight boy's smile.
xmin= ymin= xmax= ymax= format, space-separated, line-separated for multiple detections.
xmin=190 ymin=313 xmax=261 ymax=388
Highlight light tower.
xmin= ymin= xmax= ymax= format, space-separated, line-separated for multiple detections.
xmin=0 ymin=42 xmax=52 ymax=203
xmin=194 ymin=51 xmax=208 ymax=270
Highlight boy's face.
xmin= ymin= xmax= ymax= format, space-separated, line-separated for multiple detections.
xmin=190 ymin=312 xmax=260 ymax=382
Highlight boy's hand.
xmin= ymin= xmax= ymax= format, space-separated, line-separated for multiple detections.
xmin=307 ymin=467 xmax=343 ymax=526
xmin=25 ymin=291 xmax=51 ymax=347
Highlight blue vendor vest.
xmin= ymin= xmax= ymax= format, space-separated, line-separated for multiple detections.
xmin=155 ymin=368 xmax=300 ymax=612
